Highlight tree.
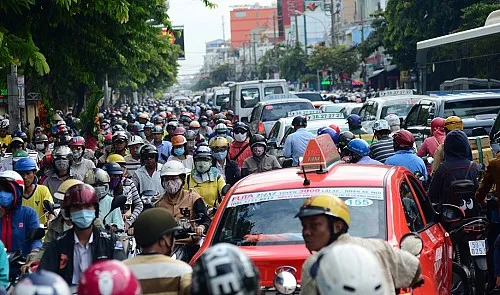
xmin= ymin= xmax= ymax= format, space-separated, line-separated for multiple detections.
xmin=210 ymin=63 xmax=234 ymax=85
xmin=308 ymin=45 xmax=359 ymax=77
xmin=358 ymin=10 xmax=387 ymax=59
xmin=384 ymin=0 xmax=482 ymax=70
xmin=258 ymin=47 xmax=283 ymax=79
xmin=278 ymin=44 xmax=308 ymax=82
xmin=192 ymin=77 xmax=214 ymax=91
xmin=458 ymin=2 xmax=500 ymax=31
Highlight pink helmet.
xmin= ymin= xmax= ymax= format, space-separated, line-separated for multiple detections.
xmin=77 ymin=260 xmax=141 ymax=295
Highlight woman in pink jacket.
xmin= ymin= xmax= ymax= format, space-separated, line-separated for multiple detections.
xmin=417 ymin=117 xmax=446 ymax=175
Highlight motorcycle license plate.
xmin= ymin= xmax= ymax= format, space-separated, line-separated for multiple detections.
xmin=468 ymin=240 xmax=486 ymax=256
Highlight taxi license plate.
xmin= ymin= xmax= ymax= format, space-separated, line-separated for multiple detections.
xmin=469 ymin=240 xmax=486 ymax=256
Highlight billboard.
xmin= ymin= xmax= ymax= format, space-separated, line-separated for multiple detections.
xmin=173 ymin=26 xmax=185 ymax=60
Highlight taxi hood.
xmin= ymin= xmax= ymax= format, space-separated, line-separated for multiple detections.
xmin=239 ymin=245 xmax=309 ymax=287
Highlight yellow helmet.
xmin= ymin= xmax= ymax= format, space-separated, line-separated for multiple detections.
xmin=54 ymin=179 xmax=84 ymax=200
xmin=444 ymin=116 xmax=463 ymax=132
xmin=295 ymin=194 xmax=350 ymax=226
xmin=210 ymin=136 xmax=229 ymax=148
xmin=106 ymin=154 xmax=126 ymax=164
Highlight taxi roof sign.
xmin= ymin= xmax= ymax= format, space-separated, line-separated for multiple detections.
xmin=263 ymin=93 xmax=299 ymax=100
xmin=301 ymin=134 xmax=341 ymax=172
xmin=287 ymin=109 xmax=321 ymax=117
xmin=306 ymin=112 xmax=345 ymax=121
xmin=375 ymin=89 xmax=415 ymax=97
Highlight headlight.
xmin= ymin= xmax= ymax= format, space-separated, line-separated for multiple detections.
xmin=274 ymin=266 xmax=298 ymax=294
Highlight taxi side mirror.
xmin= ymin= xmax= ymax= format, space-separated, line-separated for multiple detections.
xmin=282 ymin=158 xmax=293 ymax=168
xmin=399 ymin=232 xmax=423 ymax=256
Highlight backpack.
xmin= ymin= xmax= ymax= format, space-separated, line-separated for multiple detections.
xmin=446 ymin=162 xmax=479 ymax=217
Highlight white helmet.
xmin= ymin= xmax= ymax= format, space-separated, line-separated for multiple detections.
xmin=215 ymin=123 xmax=227 ymax=131
xmin=160 ymin=160 xmax=187 ymax=177
xmin=128 ymin=135 xmax=144 ymax=146
xmin=0 ymin=119 xmax=9 ymax=129
xmin=314 ymin=244 xmax=387 ymax=295
xmin=384 ymin=114 xmax=400 ymax=127
xmin=373 ymin=119 xmax=391 ymax=132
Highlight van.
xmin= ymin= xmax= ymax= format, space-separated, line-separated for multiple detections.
xmin=228 ymin=79 xmax=288 ymax=122
xmin=210 ymin=87 xmax=230 ymax=111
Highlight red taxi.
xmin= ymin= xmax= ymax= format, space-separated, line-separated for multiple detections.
xmin=191 ymin=135 xmax=455 ymax=294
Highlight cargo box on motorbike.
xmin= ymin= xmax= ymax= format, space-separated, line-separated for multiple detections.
xmin=468 ymin=135 xmax=495 ymax=166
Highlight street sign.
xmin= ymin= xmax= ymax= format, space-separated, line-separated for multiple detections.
xmin=376 ymin=89 xmax=415 ymax=97
xmin=306 ymin=112 xmax=345 ymax=121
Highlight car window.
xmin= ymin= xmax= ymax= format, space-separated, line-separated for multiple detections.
xmin=281 ymin=126 xmax=294 ymax=145
xmin=241 ymin=88 xmax=260 ymax=108
xmin=264 ymin=86 xmax=284 ymax=96
xmin=269 ymin=121 xmax=281 ymax=141
xmin=400 ymin=180 xmax=425 ymax=232
xmin=415 ymin=103 xmax=432 ymax=126
xmin=381 ymin=103 xmax=415 ymax=119
xmin=405 ymin=105 xmax=420 ymax=126
xmin=407 ymin=175 xmax=435 ymax=224
xmin=444 ymin=98 xmax=500 ymax=118
xmin=359 ymin=103 xmax=377 ymax=121
xmin=215 ymin=94 xmax=229 ymax=106
xmin=261 ymin=102 xmax=314 ymax=122
xmin=351 ymin=107 xmax=361 ymax=115
xmin=250 ymin=106 xmax=259 ymax=123
xmin=295 ymin=92 xmax=323 ymax=102
xmin=322 ymin=105 xmax=344 ymax=113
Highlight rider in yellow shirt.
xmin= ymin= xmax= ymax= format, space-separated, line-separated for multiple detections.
xmin=14 ymin=157 xmax=54 ymax=225
xmin=0 ymin=119 xmax=12 ymax=151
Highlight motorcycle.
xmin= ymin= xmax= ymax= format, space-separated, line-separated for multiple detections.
xmin=171 ymin=208 xmax=205 ymax=263
xmin=115 ymin=229 xmax=138 ymax=259
xmin=443 ymin=214 xmax=489 ymax=295
xmin=140 ymin=190 xmax=161 ymax=210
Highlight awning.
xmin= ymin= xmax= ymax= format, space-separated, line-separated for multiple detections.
xmin=369 ymin=69 xmax=385 ymax=79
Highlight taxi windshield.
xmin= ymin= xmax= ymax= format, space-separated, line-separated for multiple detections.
xmin=213 ymin=187 xmax=386 ymax=246
xmin=380 ymin=103 xmax=415 ymax=119
xmin=261 ymin=102 xmax=314 ymax=122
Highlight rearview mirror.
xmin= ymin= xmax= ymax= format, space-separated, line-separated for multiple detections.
xmin=282 ymin=158 xmax=294 ymax=168
xmin=399 ymin=232 xmax=423 ymax=256
xmin=241 ymin=117 xmax=249 ymax=123
xmin=43 ymin=200 xmax=55 ymax=215
xmin=111 ymin=194 xmax=127 ymax=211
xmin=27 ymin=228 xmax=45 ymax=241
xmin=221 ymin=184 xmax=230 ymax=196
xmin=441 ymin=204 xmax=465 ymax=223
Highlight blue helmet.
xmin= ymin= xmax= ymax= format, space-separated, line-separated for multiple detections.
xmin=317 ymin=127 xmax=340 ymax=145
xmin=347 ymin=114 xmax=362 ymax=130
xmin=103 ymin=162 xmax=124 ymax=175
xmin=347 ymin=139 xmax=370 ymax=157
xmin=14 ymin=157 xmax=38 ymax=172
xmin=13 ymin=270 xmax=71 ymax=295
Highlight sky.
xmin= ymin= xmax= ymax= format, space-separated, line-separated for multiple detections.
xmin=168 ymin=0 xmax=275 ymax=78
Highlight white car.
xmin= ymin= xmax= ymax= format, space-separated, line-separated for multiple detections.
xmin=320 ymin=103 xmax=363 ymax=116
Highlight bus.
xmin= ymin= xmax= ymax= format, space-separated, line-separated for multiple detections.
xmin=416 ymin=10 xmax=500 ymax=94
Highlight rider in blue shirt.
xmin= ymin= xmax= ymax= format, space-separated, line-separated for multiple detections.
xmin=345 ymin=139 xmax=383 ymax=165
xmin=284 ymin=116 xmax=316 ymax=166
xmin=385 ymin=130 xmax=428 ymax=181
xmin=0 ymin=171 xmax=42 ymax=257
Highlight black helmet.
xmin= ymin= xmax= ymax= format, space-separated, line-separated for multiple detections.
xmin=199 ymin=115 xmax=209 ymax=122
xmin=33 ymin=134 xmax=49 ymax=143
xmin=292 ymin=115 xmax=307 ymax=128
xmin=133 ymin=208 xmax=181 ymax=247
xmin=233 ymin=122 xmax=250 ymax=134
xmin=112 ymin=125 xmax=125 ymax=133
xmin=112 ymin=132 xmax=128 ymax=143
xmin=153 ymin=116 xmax=164 ymax=125
xmin=249 ymin=134 xmax=266 ymax=148
xmin=140 ymin=144 xmax=159 ymax=160
xmin=191 ymin=243 xmax=261 ymax=295
xmin=116 ymin=119 xmax=128 ymax=129
xmin=338 ymin=131 xmax=355 ymax=151
xmin=152 ymin=126 xmax=164 ymax=134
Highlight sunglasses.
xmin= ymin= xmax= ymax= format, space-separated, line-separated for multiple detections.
xmin=212 ymin=147 xmax=227 ymax=153
xmin=142 ymin=155 xmax=156 ymax=160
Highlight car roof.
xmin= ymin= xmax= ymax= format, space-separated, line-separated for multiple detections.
xmin=257 ymin=98 xmax=313 ymax=105
xmin=292 ymin=91 xmax=321 ymax=95
xmin=231 ymin=163 xmax=396 ymax=194
xmin=232 ymin=79 xmax=286 ymax=86
xmin=366 ymin=95 xmax=429 ymax=104
xmin=425 ymin=92 xmax=500 ymax=102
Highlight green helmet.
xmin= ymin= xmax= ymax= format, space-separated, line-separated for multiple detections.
xmin=12 ymin=149 xmax=28 ymax=159
xmin=133 ymin=208 xmax=181 ymax=247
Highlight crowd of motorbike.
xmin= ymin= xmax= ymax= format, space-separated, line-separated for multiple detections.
xmin=0 ymin=96 xmax=497 ymax=295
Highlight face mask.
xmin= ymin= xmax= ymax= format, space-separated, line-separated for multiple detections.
xmin=54 ymin=159 xmax=70 ymax=171
xmin=214 ymin=151 xmax=227 ymax=161
xmin=72 ymin=149 xmax=83 ymax=159
xmin=109 ymin=178 xmax=121 ymax=190
xmin=252 ymin=146 xmax=265 ymax=157
xmin=36 ymin=143 xmax=46 ymax=151
xmin=0 ymin=191 xmax=13 ymax=208
xmin=70 ymin=209 xmax=95 ymax=229
xmin=195 ymin=161 xmax=212 ymax=173
xmin=174 ymin=147 xmax=185 ymax=156
xmin=163 ymin=178 xmax=183 ymax=195
xmin=234 ymin=133 xmax=247 ymax=142
xmin=201 ymin=122 xmax=208 ymax=127
xmin=94 ymin=185 xmax=109 ymax=199
xmin=193 ymin=129 xmax=199 ymax=135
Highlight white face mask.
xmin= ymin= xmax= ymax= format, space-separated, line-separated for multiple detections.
xmin=63 ymin=222 xmax=73 ymax=232
xmin=163 ymin=178 xmax=183 ymax=195
xmin=195 ymin=161 xmax=212 ymax=173
xmin=35 ymin=143 xmax=46 ymax=151
xmin=234 ymin=133 xmax=247 ymax=142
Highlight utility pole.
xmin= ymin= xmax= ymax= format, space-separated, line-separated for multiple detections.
xmin=273 ymin=12 xmax=278 ymax=77
xmin=303 ymin=13 xmax=308 ymax=54
xmin=7 ymin=65 xmax=20 ymax=133
xmin=252 ymin=32 xmax=257 ymax=79
xmin=294 ymin=15 xmax=299 ymax=46
xmin=330 ymin=0 xmax=335 ymax=46
xmin=360 ymin=0 xmax=365 ymax=42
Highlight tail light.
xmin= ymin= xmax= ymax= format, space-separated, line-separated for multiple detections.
xmin=258 ymin=122 xmax=265 ymax=134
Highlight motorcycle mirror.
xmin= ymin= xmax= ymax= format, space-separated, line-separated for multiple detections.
xmin=221 ymin=184 xmax=230 ymax=196
xmin=43 ymin=200 xmax=55 ymax=215
xmin=399 ymin=233 xmax=423 ymax=256
xmin=427 ymin=157 xmax=434 ymax=164
xmin=27 ymin=228 xmax=45 ymax=242
xmin=274 ymin=270 xmax=297 ymax=294
xmin=282 ymin=158 xmax=293 ymax=168
xmin=110 ymin=194 xmax=127 ymax=212
xmin=441 ymin=204 xmax=465 ymax=223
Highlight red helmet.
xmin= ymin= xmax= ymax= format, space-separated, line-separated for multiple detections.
xmin=78 ymin=260 xmax=141 ymax=295
xmin=173 ymin=127 xmax=186 ymax=136
xmin=430 ymin=117 xmax=445 ymax=133
xmin=69 ymin=136 xmax=86 ymax=147
xmin=329 ymin=124 xmax=341 ymax=134
xmin=62 ymin=183 xmax=98 ymax=210
xmin=393 ymin=130 xmax=415 ymax=149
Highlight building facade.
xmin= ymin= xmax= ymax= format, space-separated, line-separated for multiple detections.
xmin=230 ymin=5 xmax=278 ymax=49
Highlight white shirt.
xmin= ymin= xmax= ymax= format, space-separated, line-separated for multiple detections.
xmin=132 ymin=163 xmax=164 ymax=195
xmin=72 ymin=232 xmax=94 ymax=285
xmin=167 ymin=155 xmax=194 ymax=171
xmin=216 ymin=160 xmax=226 ymax=181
